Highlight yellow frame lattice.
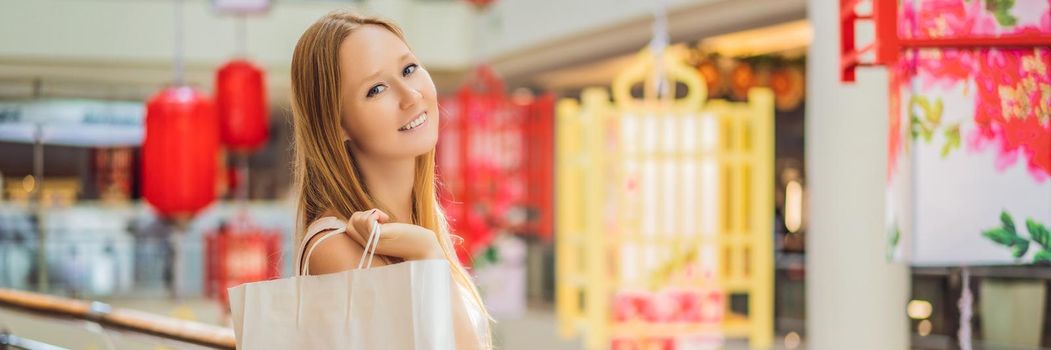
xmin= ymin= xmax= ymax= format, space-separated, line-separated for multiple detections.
xmin=556 ymin=48 xmax=773 ymax=349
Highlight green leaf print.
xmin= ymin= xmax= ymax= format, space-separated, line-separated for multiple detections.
xmin=887 ymin=225 xmax=901 ymax=261
xmin=909 ymin=95 xmax=943 ymax=143
xmin=1026 ymin=219 xmax=1051 ymax=247
xmin=925 ymin=98 xmax=943 ymax=125
xmin=986 ymin=0 xmax=1018 ymax=26
xmin=983 ymin=227 xmax=1017 ymax=246
xmin=982 ymin=211 xmax=1051 ymax=263
xmin=940 ymin=124 xmax=962 ymax=158
xmin=1034 ymin=250 xmax=1051 ymax=264
xmin=910 ymin=115 xmax=923 ymax=141
xmin=1011 ymin=238 xmax=1030 ymax=258
xmin=1001 ymin=211 xmax=1017 ymax=235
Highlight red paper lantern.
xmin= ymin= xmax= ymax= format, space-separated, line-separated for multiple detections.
xmin=696 ymin=60 xmax=724 ymax=99
xmin=142 ymin=86 xmax=220 ymax=221
xmin=216 ymin=59 xmax=269 ymax=153
xmin=730 ymin=63 xmax=756 ymax=100
xmin=465 ymin=0 xmax=495 ymax=10
xmin=769 ymin=65 xmax=804 ymax=111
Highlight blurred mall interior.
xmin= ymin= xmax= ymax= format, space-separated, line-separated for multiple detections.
xmin=0 ymin=0 xmax=1049 ymax=349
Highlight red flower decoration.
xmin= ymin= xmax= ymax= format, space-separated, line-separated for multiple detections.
xmin=970 ymin=48 xmax=1051 ymax=181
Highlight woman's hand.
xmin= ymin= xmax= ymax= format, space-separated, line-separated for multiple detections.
xmin=347 ymin=209 xmax=443 ymax=261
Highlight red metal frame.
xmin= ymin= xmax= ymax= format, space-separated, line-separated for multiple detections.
xmin=437 ymin=66 xmax=556 ymax=265
xmin=522 ymin=94 xmax=555 ymax=241
xmin=839 ymin=0 xmax=1051 ymax=83
xmin=204 ymin=224 xmax=281 ymax=311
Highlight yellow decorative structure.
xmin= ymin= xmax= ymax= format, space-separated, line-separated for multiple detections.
xmin=556 ymin=48 xmax=774 ymax=349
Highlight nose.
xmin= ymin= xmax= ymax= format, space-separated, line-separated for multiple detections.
xmin=396 ymin=80 xmax=423 ymax=111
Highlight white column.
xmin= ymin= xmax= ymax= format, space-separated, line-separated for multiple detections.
xmin=804 ymin=1 xmax=909 ymax=349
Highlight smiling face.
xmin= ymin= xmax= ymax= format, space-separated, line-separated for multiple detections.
xmin=338 ymin=24 xmax=439 ymax=161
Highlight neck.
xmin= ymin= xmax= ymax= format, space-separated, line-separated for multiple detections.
xmin=352 ymin=151 xmax=416 ymax=223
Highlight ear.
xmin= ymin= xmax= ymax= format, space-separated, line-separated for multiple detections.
xmin=340 ymin=121 xmax=352 ymax=142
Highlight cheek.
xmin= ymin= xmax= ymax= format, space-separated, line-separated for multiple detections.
xmin=345 ymin=103 xmax=397 ymax=141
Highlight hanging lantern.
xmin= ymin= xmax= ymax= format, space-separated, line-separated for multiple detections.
xmin=769 ymin=65 xmax=804 ymax=111
xmin=694 ymin=56 xmax=724 ymax=99
xmin=730 ymin=63 xmax=756 ymax=100
xmin=465 ymin=0 xmax=495 ymax=10
xmin=216 ymin=59 xmax=269 ymax=153
xmin=142 ymin=86 xmax=220 ymax=222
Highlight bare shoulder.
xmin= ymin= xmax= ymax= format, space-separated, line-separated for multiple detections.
xmin=302 ymin=224 xmax=368 ymax=275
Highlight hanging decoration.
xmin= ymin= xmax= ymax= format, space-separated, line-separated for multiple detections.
xmin=729 ymin=63 xmax=756 ymax=101
xmin=842 ymin=2 xmax=1050 ymax=346
xmin=216 ymin=59 xmax=268 ymax=154
xmin=213 ymin=5 xmax=271 ymax=201
xmin=520 ymin=92 xmax=556 ymax=241
xmin=687 ymin=51 xmax=806 ymax=112
xmin=692 ymin=54 xmax=725 ymax=99
xmin=769 ymin=65 xmax=804 ymax=111
xmin=839 ymin=0 xmax=1051 ymax=266
xmin=141 ymin=87 xmax=220 ymax=222
xmin=436 ymin=65 xmax=556 ymax=264
xmin=464 ymin=0 xmax=496 ymax=11
xmin=204 ymin=1 xmax=281 ymax=318
xmin=555 ymin=46 xmax=776 ymax=350
xmin=142 ymin=0 xmax=220 ymax=224
xmin=556 ymin=2 xmax=775 ymax=346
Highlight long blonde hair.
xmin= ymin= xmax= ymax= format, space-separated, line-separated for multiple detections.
xmin=289 ymin=9 xmax=492 ymax=336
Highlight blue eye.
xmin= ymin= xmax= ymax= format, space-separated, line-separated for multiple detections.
xmin=367 ymin=84 xmax=386 ymax=98
xmin=403 ymin=64 xmax=418 ymax=76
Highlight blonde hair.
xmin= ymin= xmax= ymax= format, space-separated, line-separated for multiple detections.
xmin=289 ymin=9 xmax=492 ymax=344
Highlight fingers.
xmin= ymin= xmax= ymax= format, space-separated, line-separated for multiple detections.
xmin=347 ymin=208 xmax=391 ymax=246
xmin=345 ymin=209 xmax=441 ymax=260
xmin=346 ymin=211 xmax=371 ymax=247
xmin=372 ymin=209 xmax=391 ymax=223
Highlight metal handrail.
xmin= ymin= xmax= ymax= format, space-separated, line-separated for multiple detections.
xmin=0 ymin=288 xmax=235 ymax=349
xmin=0 ymin=332 xmax=69 ymax=350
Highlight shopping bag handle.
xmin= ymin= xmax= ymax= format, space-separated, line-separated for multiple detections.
xmin=356 ymin=220 xmax=382 ymax=270
xmin=300 ymin=218 xmax=382 ymax=275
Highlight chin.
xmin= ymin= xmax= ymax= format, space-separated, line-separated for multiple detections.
xmin=407 ymin=133 xmax=438 ymax=157
xmin=395 ymin=115 xmax=439 ymax=158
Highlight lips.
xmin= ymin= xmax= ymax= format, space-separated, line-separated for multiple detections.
xmin=398 ymin=111 xmax=428 ymax=132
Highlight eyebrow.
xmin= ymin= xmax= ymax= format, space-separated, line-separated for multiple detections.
xmin=357 ymin=52 xmax=415 ymax=89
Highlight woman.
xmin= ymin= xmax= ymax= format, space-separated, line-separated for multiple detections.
xmin=289 ymin=10 xmax=491 ymax=348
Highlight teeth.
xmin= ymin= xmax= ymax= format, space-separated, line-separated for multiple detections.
xmin=400 ymin=113 xmax=427 ymax=131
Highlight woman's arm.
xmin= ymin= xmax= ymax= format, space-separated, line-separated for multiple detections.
xmin=304 ymin=209 xmax=442 ymax=274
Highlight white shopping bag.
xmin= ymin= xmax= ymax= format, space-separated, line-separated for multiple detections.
xmin=228 ymin=220 xmax=457 ymax=349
